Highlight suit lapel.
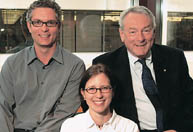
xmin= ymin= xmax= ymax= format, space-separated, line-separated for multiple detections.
xmin=114 ymin=46 xmax=139 ymax=122
xmin=151 ymin=44 xmax=168 ymax=99
xmin=115 ymin=46 xmax=134 ymax=99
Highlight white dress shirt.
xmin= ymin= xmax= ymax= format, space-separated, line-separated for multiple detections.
xmin=127 ymin=51 xmax=157 ymax=130
xmin=60 ymin=110 xmax=139 ymax=132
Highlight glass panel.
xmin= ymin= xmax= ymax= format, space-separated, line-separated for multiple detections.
xmin=0 ymin=9 xmax=30 ymax=53
xmin=76 ymin=11 xmax=102 ymax=52
xmin=103 ymin=11 xmax=122 ymax=52
xmin=167 ymin=12 xmax=193 ymax=51
xmin=60 ymin=11 xmax=75 ymax=52
xmin=0 ymin=9 xmax=123 ymax=53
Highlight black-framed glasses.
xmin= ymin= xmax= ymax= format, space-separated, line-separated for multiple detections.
xmin=85 ymin=86 xmax=112 ymax=94
xmin=30 ymin=20 xmax=59 ymax=27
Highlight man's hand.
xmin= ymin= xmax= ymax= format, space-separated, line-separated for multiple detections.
xmin=164 ymin=130 xmax=177 ymax=132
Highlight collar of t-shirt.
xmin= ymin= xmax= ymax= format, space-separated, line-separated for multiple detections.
xmin=85 ymin=110 xmax=117 ymax=130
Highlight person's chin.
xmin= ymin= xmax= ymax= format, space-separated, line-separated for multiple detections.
xmin=93 ymin=105 xmax=108 ymax=112
xmin=96 ymin=108 xmax=110 ymax=115
xmin=39 ymin=42 xmax=55 ymax=48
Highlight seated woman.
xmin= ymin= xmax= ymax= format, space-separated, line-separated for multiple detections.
xmin=60 ymin=64 xmax=139 ymax=132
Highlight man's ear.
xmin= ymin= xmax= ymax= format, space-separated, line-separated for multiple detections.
xmin=119 ymin=28 xmax=125 ymax=42
xmin=27 ymin=21 xmax=32 ymax=33
xmin=153 ymin=29 xmax=156 ymax=36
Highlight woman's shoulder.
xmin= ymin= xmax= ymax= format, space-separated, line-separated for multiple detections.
xmin=116 ymin=114 xmax=137 ymax=125
xmin=65 ymin=112 xmax=86 ymax=123
xmin=60 ymin=113 xmax=86 ymax=131
xmin=113 ymin=111 xmax=139 ymax=132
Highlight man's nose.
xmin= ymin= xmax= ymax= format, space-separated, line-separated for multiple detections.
xmin=41 ymin=23 xmax=49 ymax=31
xmin=136 ymin=31 xmax=145 ymax=41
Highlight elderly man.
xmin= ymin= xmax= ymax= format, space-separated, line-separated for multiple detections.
xmin=92 ymin=6 xmax=193 ymax=132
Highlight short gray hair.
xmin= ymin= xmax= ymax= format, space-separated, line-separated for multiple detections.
xmin=26 ymin=0 xmax=61 ymax=23
xmin=119 ymin=6 xmax=156 ymax=30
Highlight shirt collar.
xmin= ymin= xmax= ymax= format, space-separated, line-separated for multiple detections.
xmin=51 ymin=44 xmax=64 ymax=64
xmin=27 ymin=44 xmax=64 ymax=65
xmin=127 ymin=50 xmax=152 ymax=66
xmin=85 ymin=110 xmax=117 ymax=129
xmin=27 ymin=46 xmax=37 ymax=65
xmin=85 ymin=110 xmax=96 ymax=128
xmin=104 ymin=110 xmax=117 ymax=128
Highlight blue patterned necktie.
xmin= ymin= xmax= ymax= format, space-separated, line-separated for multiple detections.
xmin=138 ymin=59 xmax=163 ymax=132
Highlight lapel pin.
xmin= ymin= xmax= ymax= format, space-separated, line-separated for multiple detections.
xmin=163 ymin=69 xmax=167 ymax=72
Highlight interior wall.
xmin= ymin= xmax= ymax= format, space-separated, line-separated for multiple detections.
xmin=162 ymin=0 xmax=193 ymax=45
xmin=0 ymin=0 xmax=131 ymax=10
xmin=0 ymin=52 xmax=192 ymax=78
xmin=162 ymin=0 xmax=193 ymax=78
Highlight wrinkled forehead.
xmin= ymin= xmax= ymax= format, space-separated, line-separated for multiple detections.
xmin=123 ymin=13 xmax=153 ymax=29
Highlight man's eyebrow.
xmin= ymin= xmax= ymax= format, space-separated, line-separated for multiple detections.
xmin=144 ymin=25 xmax=153 ymax=29
xmin=127 ymin=27 xmax=137 ymax=30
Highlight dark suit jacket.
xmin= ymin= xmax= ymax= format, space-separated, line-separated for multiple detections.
xmin=92 ymin=44 xmax=193 ymax=131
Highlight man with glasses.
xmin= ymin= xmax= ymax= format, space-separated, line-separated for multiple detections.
xmin=0 ymin=0 xmax=85 ymax=132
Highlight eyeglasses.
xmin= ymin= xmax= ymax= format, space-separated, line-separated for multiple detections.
xmin=85 ymin=86 xmax=112 ymax=94
xmin=30 ymin=20 xmax=59 ymax=27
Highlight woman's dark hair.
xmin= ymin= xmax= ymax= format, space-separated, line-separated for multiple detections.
xmin=80 ymin=63 xmax=117 ymax=112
